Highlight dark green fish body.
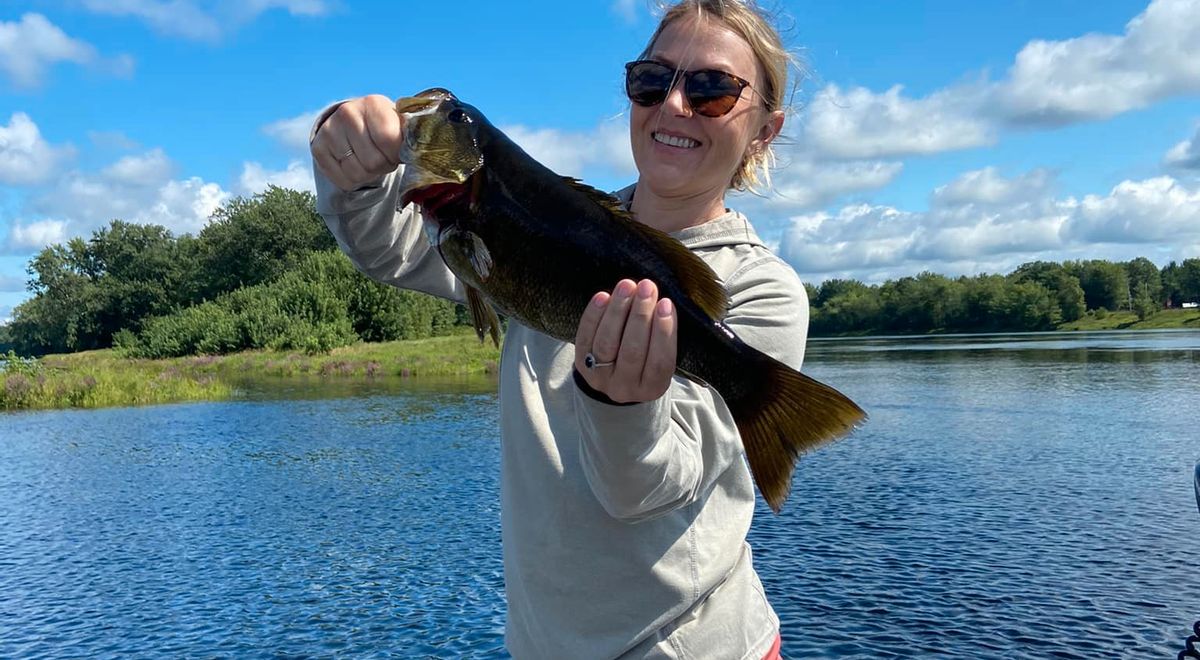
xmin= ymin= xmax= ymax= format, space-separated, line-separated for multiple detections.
xmin=395 ymin=89 xmax=865 ymax=511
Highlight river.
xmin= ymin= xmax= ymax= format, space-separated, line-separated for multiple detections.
xmin=2 ymin=330 xmax=1197 ymax=658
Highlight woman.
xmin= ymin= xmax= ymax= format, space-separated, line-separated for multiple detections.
xmin=311 ymin=1 xmax=804 ymax=657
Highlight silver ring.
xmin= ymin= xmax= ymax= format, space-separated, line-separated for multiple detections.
xmin=337 ymin=146 xmax=355 ymax=163
xmin=584 ymin=352 xmax=615 ymax=370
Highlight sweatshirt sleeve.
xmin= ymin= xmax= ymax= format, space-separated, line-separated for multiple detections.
xmin=573 ymin=253 xmax=810 ymax=522
xmin=310 ymin=106 xmax=464 ymax=303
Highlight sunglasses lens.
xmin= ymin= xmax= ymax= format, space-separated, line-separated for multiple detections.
xmin=625 ymin=61 xmax=674 ymax=107
xmin=686 ymin=70 xmax=743 ymax=117
xmin=625 ymin=62 xmax=747 ymax=117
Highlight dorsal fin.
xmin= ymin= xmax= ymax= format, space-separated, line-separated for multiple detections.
xmin=562 ymin=177 xmax=729 ymax=320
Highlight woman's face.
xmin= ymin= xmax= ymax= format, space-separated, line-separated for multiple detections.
xmin=630 ymin=15 xmax=779 ymax=202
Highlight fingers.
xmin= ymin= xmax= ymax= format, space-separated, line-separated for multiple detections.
xmin=642 ymin=298 xmax=677 ymax=388
xmin=613 ymin=279 xmax=657 ymax=384
xmin=574 ymin=290 xmax=612 ymax=362
xmin=574 ymin=279 xmax=677 ymax=403
xmin=311 ymin=94 xmax=404 ymax=191
xmin=591 ymin=279 xmax=638 ymax=367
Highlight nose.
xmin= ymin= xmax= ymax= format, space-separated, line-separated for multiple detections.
xmin=662 ymin=78 xmax=692 ymax=117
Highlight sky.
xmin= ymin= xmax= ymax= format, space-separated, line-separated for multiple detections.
xmin=1 ymin=0 xmax=1199 ymax=323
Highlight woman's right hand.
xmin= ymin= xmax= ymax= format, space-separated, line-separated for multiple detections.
xmin=311 ymin=94 xmax=405 ymax=192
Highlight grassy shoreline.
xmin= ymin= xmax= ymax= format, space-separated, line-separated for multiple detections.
xmin=3 ymin=329 xmax=501 ymax=412
xmin=810 ymin=308 xmax=1200 ymax=338
xmin=4 ymin=312 xmax=1197 ymax=412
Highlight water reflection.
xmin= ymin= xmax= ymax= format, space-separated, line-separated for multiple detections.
xmin=2 ymin=330 xmax=1197 ymax=658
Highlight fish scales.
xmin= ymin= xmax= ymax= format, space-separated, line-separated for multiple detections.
xmin=393 ymin=88 xmax=866 ymax=511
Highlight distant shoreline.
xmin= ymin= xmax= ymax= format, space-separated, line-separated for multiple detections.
xmin=809 ymin=308 xmax=1199 ymax=338
xmin=4 ymin=317 xmax=1197 ymax=413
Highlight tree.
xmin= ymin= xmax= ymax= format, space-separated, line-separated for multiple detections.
xmin=814 ymin=278 xmax=870 ymax=307
xmin=1011 ymin=261 xmax=1085 ymax=322
xmin=1124 ymin=257 xmax=1162 ymax=307
xmin=1178 ymin=258 xmax=1200 ymax=304
xmin=1004 ymin=281 xmax=1058 ymax=330
xmin=878 ymin=272 xmax=963 ymax=333
xmin=1066 ymin=260 xmax=1129 ymax=311
xmin=961 ymin=275 xmax=1011 ymax=331
xmin=1132 ymin=282 xmax=1158 ymax=321
xmin=1053 ymin=274 xmax=1087 ymax=322
xmin=88 ymin=221 xmax=197 ymax=336
xmin=1162 ymin=261 xmax=1183 ymax=306
xmin=196 ymin=186 xmax=336 ymax=298
xmin=811 ymin=285 xmax=881 ymax=335
xmin=10 ymin=240 xmax=103 ymax=354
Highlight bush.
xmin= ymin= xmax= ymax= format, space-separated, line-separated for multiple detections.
xmin=118 ymin=250 xmax=464 ymax=358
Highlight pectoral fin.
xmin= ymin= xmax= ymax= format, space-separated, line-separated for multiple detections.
xmin=468 ymin=232 xmax=493 ymax=281
xmin=466 ymin=286 xmax=502 ymax=347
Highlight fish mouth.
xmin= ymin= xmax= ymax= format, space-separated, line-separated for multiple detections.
xmin=400 ymin=181 xmax=469 ymax=217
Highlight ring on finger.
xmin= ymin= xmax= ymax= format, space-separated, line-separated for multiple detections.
xmin=336 ymin=146 xmax=355 ymax=163
xmin=584 ymin=352 xmax=615 ymax=370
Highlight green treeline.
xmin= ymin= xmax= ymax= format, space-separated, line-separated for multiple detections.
xmin=2 ymin=184 xmax=1198 ymax=357
xmin=2 ymin=186 xmax=466 ymax=358
xmin=806 ymin=258 xmax=1200 ymax=336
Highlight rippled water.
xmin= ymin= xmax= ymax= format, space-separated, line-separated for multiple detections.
xmin=2 ymin=330 xmax=1198 ymax=658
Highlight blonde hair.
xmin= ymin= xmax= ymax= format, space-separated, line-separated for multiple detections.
xmin=640 ymin=0 xmax=799 ymax=192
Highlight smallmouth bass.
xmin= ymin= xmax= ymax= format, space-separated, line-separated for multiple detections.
xmin=392 ymin=88 xmax=865 ymax=512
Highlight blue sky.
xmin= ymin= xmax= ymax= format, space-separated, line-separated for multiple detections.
xmin=2 ymin=0 xmax=1199 ymax=322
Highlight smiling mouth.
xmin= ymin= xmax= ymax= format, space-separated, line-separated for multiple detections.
xmin=653 ymin=132 xmax=700 ymax=149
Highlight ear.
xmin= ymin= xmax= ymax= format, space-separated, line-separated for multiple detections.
xmin=749 ymin=109 xmax=785 ymax=155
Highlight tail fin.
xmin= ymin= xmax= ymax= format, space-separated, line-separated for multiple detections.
xmin=722 ymin=351 xmax=866 ymax=513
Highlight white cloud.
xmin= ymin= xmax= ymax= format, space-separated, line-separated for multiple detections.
xmin=80 ymin=0 xmax=221 ymax=40
xmin=997 ymin=0 xmax=1200 ymax=125
xmin=1165 ymin=125 xmax=1200 ymax=169
xmin=5 ymin=149 xmax=233 ymax=253
xmin=238 ymin=160 xmax=314 ymax=195
xmin=264 ymin=109 xmax=323 ymax=151
xmin=765 ymin=157 xmax=903 ymax=211
xmin=239 ymin=0 xmax=330 ymax=16
xmin=0 ymin=13 xmax=132 ymax=88
xmin=932 ymin=167 xmax=1055 ymax=207
xmin=1065 ymin=176 xmax=1200 ymax=243
xmin=779 ymin=169 xmax=1200 ymax=283
xmin=787 ymin=0 xmax=1200 ymax=163
xmin=6 ymin=219 xmax=68 ymax=252
xmin=147 ymin=178 xmax=231 ymax=234
xmin=728 ymin=155 xmax=904 ymax=235
xmin=612 ymin=0 xmax=638 ymax=23
xmin=0 ymin=305 xmax=11 ymax=324
xmin=502 ymin=120 xmax=636 ymax=179
xmin=804 ymin=84 xmax=995 ymax=160
xmin=101 ymin=148 xmax=174 ymax=185
xmin=80 ymin=0 xmax=333 ymax=40
xmin=781 ymin=204 xmax=918 ymax=274
xmin=0 ymin=14 xmax=94 ymax=88
xmin=87 ymin=130 xmax=140 ymax=151
xmin=0 ymin=113 xmax=76 ymax=185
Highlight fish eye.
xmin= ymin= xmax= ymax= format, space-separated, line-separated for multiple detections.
xmin=448 ymin=108 xmax=472 ymax=124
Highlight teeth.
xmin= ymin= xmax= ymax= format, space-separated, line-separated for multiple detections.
xmin=653 ymin=132 xmax=699 ymax=149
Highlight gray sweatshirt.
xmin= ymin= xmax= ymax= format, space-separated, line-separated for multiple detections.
xmin=315 ymin=166 xmax=810 ymax=659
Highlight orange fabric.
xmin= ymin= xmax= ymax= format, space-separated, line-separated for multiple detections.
xmin=762 ymin=632 xmax=782 ymax=660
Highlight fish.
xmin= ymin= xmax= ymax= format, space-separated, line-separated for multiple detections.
xmin=392 ymin=88 xmax=865 ymax=512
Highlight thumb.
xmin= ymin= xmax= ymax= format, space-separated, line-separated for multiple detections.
xmin=362 ymin=94 xmax=405 ymax=166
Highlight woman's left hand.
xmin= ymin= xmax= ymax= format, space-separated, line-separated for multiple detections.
xmin=574 ymin=278 xmax=678 ymax=404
